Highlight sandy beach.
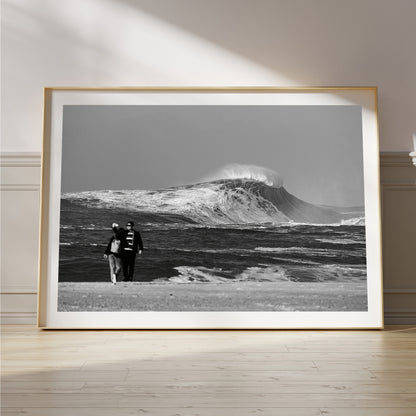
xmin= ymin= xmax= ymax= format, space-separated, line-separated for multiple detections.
xmin=58 ymin=281 xmax=367 ymax=312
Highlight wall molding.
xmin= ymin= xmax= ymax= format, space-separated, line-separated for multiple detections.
xmin=410 ymin=151 xmax=416 ymax=166
xmin=382 ymin=183 xmax=416 ymax=190
xmin=0 ymin=152 xmax=42 ymax=167
xmin=1 ymin=286 xmax=38 ymax=294
xmin=381 ymin=184 xmax=416 ymax=294
xmin=0 ymin=184 xmax=40 ymax=191
xmin=380 ymin=152 xmax=415 ymax=167
xmin=384 ymin=311 xmax=416 ymax=325
xmin=0 ymin=312 xmax=37 ymax=325
xmin=384 ymin=289 xmax=416 ymax=294
xmin=2 ymin=151 xmax=415 ymax=324
xmin=1 ymin=151 xmax=415 ymax=168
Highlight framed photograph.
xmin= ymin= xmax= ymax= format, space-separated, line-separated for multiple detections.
xmin=38 ymin=87 xmax=383 ymax=328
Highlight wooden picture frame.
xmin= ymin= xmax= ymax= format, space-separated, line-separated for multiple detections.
xmin=38 ymin=87 xmax=383 ymax=328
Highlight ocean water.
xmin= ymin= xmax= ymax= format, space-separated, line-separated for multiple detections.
xmin=59 ymin=178 xmax=367 ymax=286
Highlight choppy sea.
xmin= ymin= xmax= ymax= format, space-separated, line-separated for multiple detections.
xmin=58 ymin=178 xmax=367 ymax=286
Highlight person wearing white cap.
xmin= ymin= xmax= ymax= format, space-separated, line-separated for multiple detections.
xmin=103 ymin=224 xmax=125 ymax=285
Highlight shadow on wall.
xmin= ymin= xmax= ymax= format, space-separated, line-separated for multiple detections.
xmin=3 ymin=0 xmax=416 ymax=149
xmin=5 ymin=0 xmax=416 ymax=84
xmin=122 ymin=0 xmax=415 ymax=85
xmin=117 ymin=0 xmax=416 ymax=150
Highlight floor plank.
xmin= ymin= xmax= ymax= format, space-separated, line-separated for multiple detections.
xmin=1 ymin=409 xmax=322 ymax=416
xmin=3 ymin=392 xmax=416 ymax=408
xmin=2 ymin=325 xmax=415 ymax=414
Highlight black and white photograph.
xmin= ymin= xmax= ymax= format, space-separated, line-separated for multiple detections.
xmin=38 ymin=88 xmax=383 ymax=328
xmin=58 ymin=102 xmax=368 ymax=312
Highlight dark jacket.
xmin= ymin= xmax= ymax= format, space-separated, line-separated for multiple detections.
xmin=117 ymin=227 xmax=144 ymax=254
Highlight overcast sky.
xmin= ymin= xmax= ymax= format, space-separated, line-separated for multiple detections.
xmin=61 ymin=105 xmax=364 ymax=206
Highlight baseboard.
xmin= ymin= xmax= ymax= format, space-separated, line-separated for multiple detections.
xmin=384 ymin=311 xmax=416 ymax=325
xmin=0 ymin=312 xmax=37 ymax=325
xmin=1 ymin=311 xmax=415 ymax=326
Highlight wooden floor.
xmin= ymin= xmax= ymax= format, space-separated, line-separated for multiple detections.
xmin=1 ymin=325 xmax=416 ymax=416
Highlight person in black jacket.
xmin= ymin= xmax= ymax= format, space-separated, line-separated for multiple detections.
xmin=116 ymin=221 xmax=144 ymax=281
xmin=103 ymin=225 xmax=125 ymax=285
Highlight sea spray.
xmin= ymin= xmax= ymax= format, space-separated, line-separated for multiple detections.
xmin=202 ymin=164 xmax=284 ymax=188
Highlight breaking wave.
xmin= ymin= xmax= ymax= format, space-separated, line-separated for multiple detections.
xmin=160 ymin=263 xmax=366 ymax=284
xmin=340 ymin=217 xmax=365 ymax=226
xmin=62 ymin=165 xmax=363 ymax=226
xmin=164 ymin=265 xmax=289 ymax=284
xmin=203 ymin=164 xmax=283 ymax=188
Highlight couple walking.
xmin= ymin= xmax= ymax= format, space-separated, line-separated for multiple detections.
xmin=104 ymin=221 xmax=144 ymax=284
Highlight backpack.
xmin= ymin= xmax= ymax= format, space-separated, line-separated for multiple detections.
xmin=110 ymin=238 xmax=121 ymax=254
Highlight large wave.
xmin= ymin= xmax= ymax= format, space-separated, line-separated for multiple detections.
xmin=203 ymin=164 xmax=283 ymax=188
xmin=63 ymin=166 xmax=363 ymax=226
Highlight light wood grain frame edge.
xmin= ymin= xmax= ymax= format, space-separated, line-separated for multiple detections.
xmin=36 ymin=87 xmax=383 ymax=329
xmin=37 ymin=88 xmax=52 ymax=328
xmin=374 ymin=87 xmax=384 ymax=329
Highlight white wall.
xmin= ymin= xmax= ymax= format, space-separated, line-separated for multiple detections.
xmin=2 ymin=0 xmax=416 ymax=152
xmin=2 ymin=0 xmax=416 ymax=324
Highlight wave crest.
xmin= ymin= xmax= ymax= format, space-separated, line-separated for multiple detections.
xmin=203 ymin=164 xmax=283 ymax=188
